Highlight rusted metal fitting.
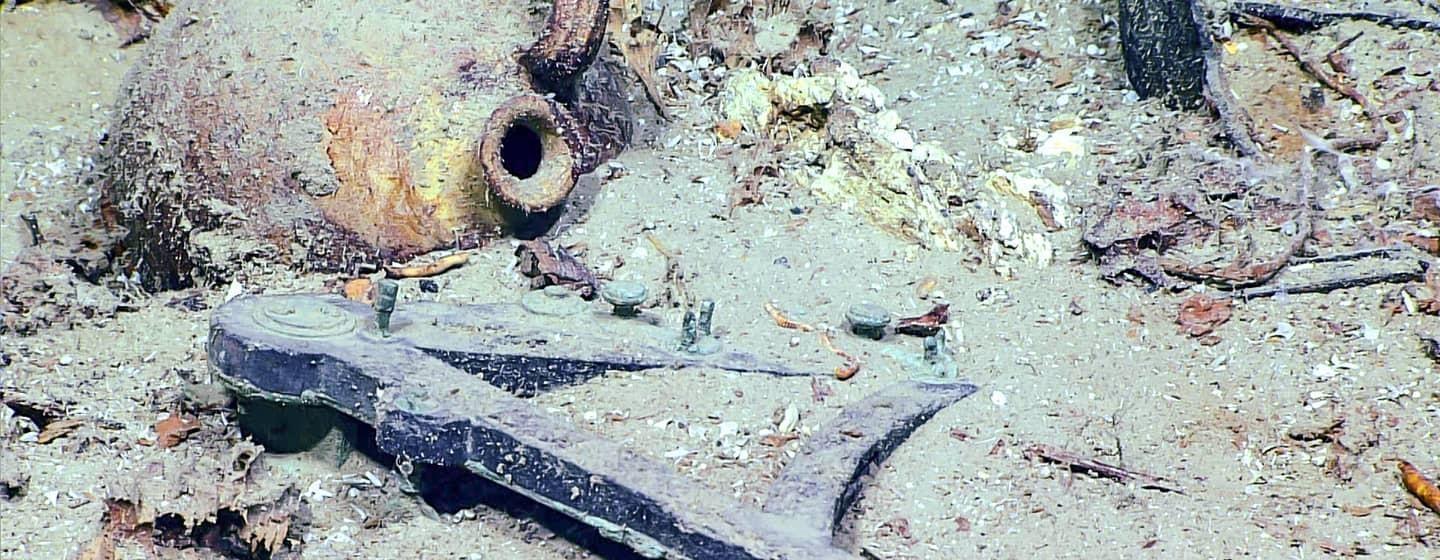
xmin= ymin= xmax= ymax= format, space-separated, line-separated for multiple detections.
xmin=697 ymin=300 xmax=716 ymax=337
xmin=845 ymin=302 xmax=891 ymax=340
xmin=679 ymin=310 xmax=699 ymax=350
xmin=374 ymin=279 xmax=399 ymax=337
xmin=599 ymin=281 xmax=648 ymax=317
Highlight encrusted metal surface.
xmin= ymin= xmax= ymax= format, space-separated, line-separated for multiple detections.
xmin=763 ymin=380 xmax=977 ymax=537
xmin=251 ymin=297 xmax=356 ymax=339
xmin=208 ymin=293 xmax=979 ymax=559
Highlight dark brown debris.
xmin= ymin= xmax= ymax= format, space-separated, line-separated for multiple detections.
xmin=728 ymin=162 xmax=775 ymax=216
xmin=1414 ymin=189 xmax=1440 ymax=223
xmin=1176 ymin=294 xmax=1232 ymax=339
xmin=1421 ymin=336 xmax=1440 ymax=364
xmin=153 ymin=414 xmax=202 ymax=448
xmin=1024 ymin=443 xmax=1185 ymax=494
xmin=810 ymin=376 xmax=833 ymax=403
xmin=1230 ymin=2 xmax=1440 ymax=33
xmin=87 ymin=497 xmax=300 ymax=559
xmin=0 ymin=449 xmax=27 ymax=500
xmin=1083 ymin=193 xmax=1198 ymax=288
xmin=895 ymin=304 xmax=950 ymax=337
xmin=515 ymin=239 xmax=599 ymax=299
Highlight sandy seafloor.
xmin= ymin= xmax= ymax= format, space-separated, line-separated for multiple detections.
xmin=2 ymin=1 xmax=1437 ymax=559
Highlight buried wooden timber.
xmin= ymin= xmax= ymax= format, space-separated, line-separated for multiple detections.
xmin=1230 ymin=2 xmax=1440 ymax=33
xmin=207 ymin=294 xmax=978 ymax=558
xmin=1227 ymin=245 xmax=1431 ymax=300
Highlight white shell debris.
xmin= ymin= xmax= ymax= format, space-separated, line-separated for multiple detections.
xmin=1036 ymin=127 xmax=1085 ymax=159
xmin=717 ymin=56 xmax=1079 ymax=275
xmin=955 ymin=170 xmax=1072 ymax=274
xmin=776 ymin=403 xmax=799 ymax=434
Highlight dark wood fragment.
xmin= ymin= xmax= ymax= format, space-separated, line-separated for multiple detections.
xmin=1421 ymin=336 xmax=1440 ymax=364
xmin=1231 ymin=2 xmax=1440 ymax=33
xmin=1236 ymin=269 xmax=1428 ymax=300
xmin=894 ymin=304 xmax=950 ymax=337
xmin=1231 ymin=246 xmax=1429 ymax=300
xmin=515 ymin=239 xmax=599 ymax=298
xmin=1199 ymin=22 xmax=1265 ymax=158
xmin=1024 ymin=444 xmax=1185 ymax=494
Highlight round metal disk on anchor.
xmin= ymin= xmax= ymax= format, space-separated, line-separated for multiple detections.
xmin=252 ymin=298 xmax=357 ymax=339
xmin=521 ymin=285 xmax=588 ymax=316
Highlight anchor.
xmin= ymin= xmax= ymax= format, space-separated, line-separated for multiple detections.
xmin=207 ymin=292 xmax=977 ymax=558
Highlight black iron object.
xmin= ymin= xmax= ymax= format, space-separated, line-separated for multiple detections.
xmin=1117 ymin=0 xmax=1207 ymax=110
xmin=763 ymin=380 xmax=977 ymax=537
xmin=208 ymin=293 xmax=978 ymax=558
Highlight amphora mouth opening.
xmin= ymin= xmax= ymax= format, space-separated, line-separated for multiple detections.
xmin=479 ymin=94 xmax=576 ymax=213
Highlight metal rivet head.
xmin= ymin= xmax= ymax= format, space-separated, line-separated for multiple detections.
xmin=600 ymin=281 xmax=648 ymax=317
xmin=923 ymin=333 xmax=945 ymax=362
xmin=252 ymin=298 xmax=356 ymax=339
xmin=845 ymin=302 xmax=890 ymax=340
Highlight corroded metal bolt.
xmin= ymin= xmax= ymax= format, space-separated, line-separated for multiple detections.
xmin=697 ymin=300 xmax=716 ymax=337
xmin=845 ymin=302 xmax=891 ymax=340
xmin=923 ymin=331 xmax=947 ymax=362
xmin=374 ymin=279 xmax=399 ymax=337
xmin=600 ymin=281 xmax=648 ymax=317
xmin=921 ymin=331 xmax=956 ymax=380
xmin=679 ymin=310 xmax=699 ymax=350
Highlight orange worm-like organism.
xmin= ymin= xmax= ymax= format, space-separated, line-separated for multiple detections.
xmin=385 ymin=252 xmax=469 ymax=278
xmin=1398 ymin=460 xmax=1440 ymax=515
xmin=764 ymin=301 xmax=814 ymax=332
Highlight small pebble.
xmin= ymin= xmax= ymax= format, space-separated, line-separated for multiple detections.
xmin=419 ymin=280 xmax=440 ymax=293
